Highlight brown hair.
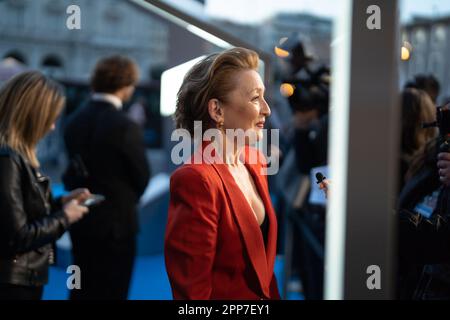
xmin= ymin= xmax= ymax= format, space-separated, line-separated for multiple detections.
xmin=401 ymin=88 xmax=437 ymax=161
xmin=91 ymin=55 xmax=139 ymax=93
xmin=0 ymin=71 xmax=65 ymax=167
xmin=174 ymin=47 xmax=259 ymax=135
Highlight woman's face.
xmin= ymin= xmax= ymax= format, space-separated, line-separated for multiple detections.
xmin=221 ymin=69 xmax=271 ymax=143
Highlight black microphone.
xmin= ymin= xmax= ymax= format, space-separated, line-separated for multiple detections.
xmin=315 ymin=172 xmax=326 ymax=184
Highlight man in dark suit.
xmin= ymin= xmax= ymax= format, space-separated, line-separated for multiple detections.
xmin=63 ymin=55 xmax=151 ymax=300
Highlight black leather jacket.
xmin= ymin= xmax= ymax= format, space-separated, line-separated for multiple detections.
xmin=0 ymin=147 xmax=69 ymax=287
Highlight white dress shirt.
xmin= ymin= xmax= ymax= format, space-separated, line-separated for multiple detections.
xmin=91 ymin=93 xmax=123 ymax=110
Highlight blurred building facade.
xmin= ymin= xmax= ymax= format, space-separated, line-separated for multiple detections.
xmin=0 ymin=0 xmax=169 ymax=83
xmin=0 ymin=0 xmax=332 ymax=82
xmin=211 ymin=12 xmax=332 ymax=65
xmin=260 ymin=12 xmax=332 ymax=66
xmin=0 ymin=0 xmax=333 ymax=166
xmin=402 ymin=16 xmax=450 ymax=103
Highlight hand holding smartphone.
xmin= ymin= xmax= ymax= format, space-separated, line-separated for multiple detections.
xmin=81 ymin=194 xmax=105 ymax=207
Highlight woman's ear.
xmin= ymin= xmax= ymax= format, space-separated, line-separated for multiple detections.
xmin=207 ymin=98 xmax=224 ymax=124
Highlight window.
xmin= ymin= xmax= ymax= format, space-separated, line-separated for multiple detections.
xmin=41 ymin=54 xmax=64 ymax=78
xmin=3 ymin=51 xmax=27 ymax=65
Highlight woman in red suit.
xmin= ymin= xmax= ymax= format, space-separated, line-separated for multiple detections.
xmin=165 ymin=47 xmax=280 ymax=299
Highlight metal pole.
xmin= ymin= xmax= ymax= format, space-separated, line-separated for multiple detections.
xmin=325 ymin=0 xmax=400 ymax=299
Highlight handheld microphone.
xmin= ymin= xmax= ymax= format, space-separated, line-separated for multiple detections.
xmin=315 ymin=172 xmax=326 ymax=184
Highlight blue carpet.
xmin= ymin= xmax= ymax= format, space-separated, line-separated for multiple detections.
xmin=45 ymin=185 xmax=303 ymax=300
xmin=43 ymin=254 xmax=302 ymax=300
xmin=43 ymin=255 xmax=171 ymax=300
xmin=128 ymin=255 xmax=172 ymax=300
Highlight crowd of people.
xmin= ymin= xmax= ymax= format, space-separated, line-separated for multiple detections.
xmin=1 ymin=40 xmax=450 ymax=301
xmin=0 ymin=56 xmax=150 ymax=300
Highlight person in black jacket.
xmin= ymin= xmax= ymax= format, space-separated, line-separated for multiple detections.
xmin=399 ymin=88 xmax=437 ymax=192
xmin=398 ymin=138 xmax=450 ymax=299
xmin=0 ymin=71 xmax=90 ymax=300
xmin=62 ymin=55 xmax=151 ymax=300
xmin=396 ymin=88 xmax=438 ymax=299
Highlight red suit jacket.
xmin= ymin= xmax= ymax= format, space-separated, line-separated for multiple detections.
xmin=164 ymin=144 xmax=280 ymax=300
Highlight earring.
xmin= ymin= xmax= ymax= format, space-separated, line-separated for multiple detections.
xmin=217 ymin=121 xmax=224 ymax=129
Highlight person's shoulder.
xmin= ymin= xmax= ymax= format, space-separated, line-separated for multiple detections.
xmin=169 ymin=164 xmax=223 ymax=201
xmin=89 ymin=103 xmax=138 ymax=132
xmin=0 ymin=147 xmax=24 ymax=171
xmin=81 ymin=100 xmax=123 ymax=122
xmin=120 ymin=114 xmax=142 ymax=131
xmin=171 ymin=163 xmax=217 ymax=186
xmin=96 ymin=106 xmax=140 ymax=131
xmin=0 ymin=146 xmax=21 ymax=163
xmin=65 ymin=103 xmax=93 ymax=126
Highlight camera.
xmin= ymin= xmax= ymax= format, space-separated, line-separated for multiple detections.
xmin=286 ymin=74 xmax=329 ymax=115
xmin=423 ymin=104 xmax=450 ymax=152
xmin=278 ymin=35 xmax=330 ymax=115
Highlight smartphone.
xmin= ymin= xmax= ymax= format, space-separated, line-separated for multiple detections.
xmin=82 ymin=194 xmax=105 ymax=207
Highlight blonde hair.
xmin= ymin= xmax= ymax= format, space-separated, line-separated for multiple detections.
xmin=175 ymin=47 xmax=259 ymax=135
xmin=0 ymin=71 xmax=65 ymax=167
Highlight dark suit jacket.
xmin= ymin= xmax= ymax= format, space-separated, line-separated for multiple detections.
xmin=165 ymin=143 xmax=280 ymax=299
xmin=63 ymin=99 xmax=151 ymax=240
xmin=294 ymin=114 xmax=328 ymax=174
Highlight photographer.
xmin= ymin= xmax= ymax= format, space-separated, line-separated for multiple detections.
xmin=280 ymin=35 xmax=330 ymax=299
xmin=398 ymin=102 xmax=450 ymax=300
xmin=279 ymin=35 xmax=330 ymax=174
xmin=399 ymin=88 xmax=437 ymax=192
xmin=291 ymin=87 xmax=329 ymax=175
xmin=405 ymin=74 xmax=441 ymax=105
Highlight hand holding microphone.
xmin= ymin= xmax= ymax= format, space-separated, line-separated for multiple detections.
xmin=437 ymin=152 xmax=450 ymax=186
xmin=316 ymin=172 xmax=330 ymax=199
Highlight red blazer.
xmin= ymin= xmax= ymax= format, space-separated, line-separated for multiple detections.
xmin=164 ymin=144 xmax=280 ymax=300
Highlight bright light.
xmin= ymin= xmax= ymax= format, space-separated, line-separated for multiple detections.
xmin=401 ymin=41 xmax=412 ymax=61
xmin=160 ymin=56 xmax=206 ymax=117
xmin=129 ymin=0 xmax=231 ymax=49
xmin=324 ymin=0 xmax=352 ymax=301
xmin=280 ymin=83 xmax=295 ymax=97
xmin=274 ymin=46 xmax=290 ymax=58
xmin=401 ymin=46 xmax=410 ymax=61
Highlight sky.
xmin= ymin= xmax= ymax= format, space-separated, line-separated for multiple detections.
xmin=205 ymin=0 xmax=450 ymax=24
